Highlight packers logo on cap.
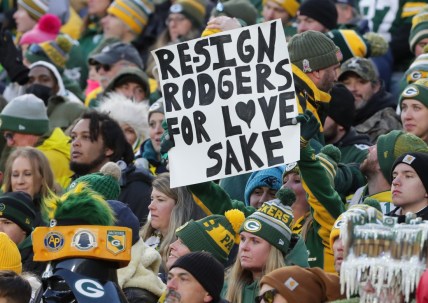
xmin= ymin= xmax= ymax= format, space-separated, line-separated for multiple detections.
xmin=0 ymin=203 xmax=5 ymax=212
xmin=244 ymin=219 xmax=261 ymax=232
xmin=170 ymin=3 xmax=183 ymax=13
xmin=402 ymin=86 xmax=419 ymax=98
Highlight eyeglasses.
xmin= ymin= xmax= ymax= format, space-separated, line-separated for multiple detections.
xmin=3 ymin=132 xmax=14 ymax=141
xmin=95 ymin=63 xmax=111 ymax=72
xmin=255 ymin=289 xmax=278 ymax=303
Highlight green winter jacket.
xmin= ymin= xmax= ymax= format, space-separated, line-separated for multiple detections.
xmin=299 ymin=144 xmax=346 ymax=272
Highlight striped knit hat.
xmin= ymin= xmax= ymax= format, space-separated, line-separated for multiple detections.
xmin=410 ymin=11 xmax=428 ymax=53
xmin=25 ymin=35 xmax=73 ymax=70
xmin=239 ymin=195 xmax=294 ymax=255
xmin=107 ymin=0 xmax=155 ymax=35
xmin=17 ymin=0 xmax=49 ymax=21
xmin=169 ymin=0 xmax=207 ymax=28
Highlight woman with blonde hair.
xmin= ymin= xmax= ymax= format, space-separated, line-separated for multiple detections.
xmin=224 ymin=197 xmax=296 ymax=303
xmin=140 ymin=172 xmax=204 ymax=271
xmin=2 ymin=147 xmax=59 ymax=226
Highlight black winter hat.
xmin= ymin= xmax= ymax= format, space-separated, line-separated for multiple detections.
xmin=327 ymin=83 xmax=356 ymax=130
xmin=298 ymin=0 xmax=338 ymax=31
xmin=0 ymin=192 xmax=35 ymax=235
xmin=392 ymin=152 xmax=428 ymax=192
xmin=171 ymin=251 xmax=224 ymax=302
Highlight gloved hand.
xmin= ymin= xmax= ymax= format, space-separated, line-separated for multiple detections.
xmin=294 ymin=110 xmax=320 ymax=148
xmin=160 ymin=119 xmax=175 ymax=166
xmin=0 ymin=28 xmax=29 ymax=85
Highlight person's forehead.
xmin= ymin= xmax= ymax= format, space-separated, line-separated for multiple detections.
xmin=29 ymin=66 xmax=53 ymax=78
xmin=72 ymin=119 xmax=91 ymax=133
xmin=169 ymin=267 xmax=195 ymax=278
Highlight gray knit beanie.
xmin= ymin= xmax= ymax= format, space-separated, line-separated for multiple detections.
xmin=288 ymin=30 xmax=342 ymax=73
xmin=0 ymin=94 xmax=49 ymax=135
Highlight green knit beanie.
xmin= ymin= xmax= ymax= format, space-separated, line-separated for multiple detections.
xmin=288 ymin=30 xmax=342 ymax=73
xmin=376 ymin=130 xmax=428 ymax=184
xmin=0 ymin=192 xmax=36 ymax=235
xmin=399 ymin=78 xmax=428 ymax=109
xmin=211 ymin=0 xmax=258 ymax=26
xmin=0 ymin=94 xmax=49 ymax=135
xmin=239 ymin=191 xmax=294 ymax=255
xmin=67 ymin=162 xmax=122 ymax=201
xmin=176 ymin=209 xmax=245 ymax=263
xmin=409 ymin=11 xmax=428 ymax=53
xmin=316 ymin=144 xmax=341 ymax=185
xmin=169 ymin=0 xmax=206 ymax=28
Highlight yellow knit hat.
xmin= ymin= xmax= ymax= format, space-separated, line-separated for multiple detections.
xmin=0 ymin=232 xmax=22 ymax=274
xmin=262 ymin=0 xmax=299 ymax=17
xmin=107 ymin=0 xmax=155 ymax=35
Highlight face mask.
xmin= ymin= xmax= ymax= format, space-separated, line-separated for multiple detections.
xmin=25 ymin=84 xmax=53 ymax=105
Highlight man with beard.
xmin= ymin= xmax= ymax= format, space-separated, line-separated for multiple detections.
xmin=323 ymin=83 xmax=371 ymax=164
xmin=349 ymin=130 xmax=428 ymax=214
xmin=69 ymin=110 xmax=153 ymax=224
xmin=338 ymin=57 xmax=401 ymax=144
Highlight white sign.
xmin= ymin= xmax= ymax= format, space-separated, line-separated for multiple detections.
xmin=153 ymin=20 xmax=300 ymax=187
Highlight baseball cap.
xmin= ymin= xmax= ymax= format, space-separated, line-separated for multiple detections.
xmin=338 ymin=57 xmax=378 ymax=82
xmin=89 ymin=42 xmax=144 ymax=70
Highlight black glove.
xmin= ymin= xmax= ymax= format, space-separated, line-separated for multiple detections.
xmin=0 ymin=29 xmax=29 ymax=85
xmin=295 ymin=110 xmax=320 ymax=148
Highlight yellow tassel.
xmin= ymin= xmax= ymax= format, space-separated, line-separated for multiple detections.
xmin=224 ymin=209 xmax=245 ymax=244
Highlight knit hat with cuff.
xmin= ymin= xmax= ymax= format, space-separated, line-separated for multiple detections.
xmin=289 ymin=30 xmax=342 ymax=73
xmin=262 ymin=0 xmax=299 ymax=17
xmin=260 ymin=266 xmax=344 ymax=303
xmin=0 ymin=94 xmax=49 ymax=135
xmin=169 ymin=0 xmax=207 ymax=28
xmin=399 ymin=78 xmax=428 ymax=109
xmin=376 ymin=130 xmax=428 ymax=184
xmin=240 ymin=188 xmax=295 ymax=255
xmin=392 ymin=152 xmax=428 ymax=192
xmin=175 ymin=209 xmax=245 ymax=263
xmin=17 ymin=0 xmax=49 ymax=21
xmin=107 ymin=0 xmax=154 ymax=35
xmin=244 ymin=166 xmax=284 ymax=206
xmin=0 ymin=192 xmax=35 ymax=235
xmin=409 ymin=11 xmax=428 ymax=53
xmin=0 ymin=233 xmax=22 ymax=274
xmin=298 ymin=0 xmax=337 ymax=30
xmin=171 ymin=251 xmax=224 ymax=303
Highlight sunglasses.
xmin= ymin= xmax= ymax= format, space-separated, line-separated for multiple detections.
xmin=3 ymin=132 xmax=14 ymax=141
xmin=95 ymin=63 xmax=111 ymax=72
xmin=255 ymin=289 xmax=278 ymax=303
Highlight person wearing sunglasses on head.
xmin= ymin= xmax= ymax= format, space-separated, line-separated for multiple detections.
xmin=257 ymin=266 xmax=344 ymax=303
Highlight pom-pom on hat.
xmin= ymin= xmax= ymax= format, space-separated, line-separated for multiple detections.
xmin=67 ymin=162 xmax=122 ymax=201
xmin=240 ymin=188 xmax=294 ymax=255
xmin=0 ymin=192 xmax=35 ymax=235
xmin=0 ymin=94 xmax=49 ymax=135
xmin=107 ymin=0 xmax=154 ymax=35
xmin=376 ymin=130 xmax=428 ymax=184
xmin=327 ymin=83 xmax=356 ymax=130
xmin=289 ymin=30 xmax=342 ymax=73
xmin=244 ymin=166 xmax=284 ymax=206
xmin=19 ymin=14 xmax=61 ymax=45
xmin=0 ymin=233 xmax=22 ymax=274
xmin=175 ymin=209 xmax=245 ymax=263
xmin=298 ymin=0 xmax=338 ymax=31
xmin=17 ymin=0 xmax=49 ymax=21
xmin=171 ymin=251 xmax=224 ymax=303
